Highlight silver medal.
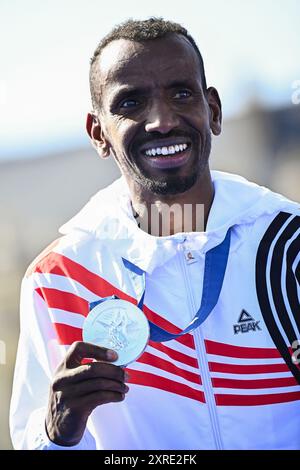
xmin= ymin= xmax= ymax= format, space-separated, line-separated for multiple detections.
xmin=82 ymin=299 xmax=150 ymax=366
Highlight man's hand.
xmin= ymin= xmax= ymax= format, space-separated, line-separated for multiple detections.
xmin=45 ymin=341 xmax=128 ymax=446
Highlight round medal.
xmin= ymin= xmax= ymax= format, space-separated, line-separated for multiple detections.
xmin=82 ymin=299 xmax=150 ymax=366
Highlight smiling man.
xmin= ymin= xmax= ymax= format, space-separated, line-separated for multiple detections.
xmin=10 ymin=18 xmax=300 ymax=450
xmin=87 ymin=23 xmax=221 ymax=234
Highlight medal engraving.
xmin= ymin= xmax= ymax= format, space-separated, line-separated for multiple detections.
xmin=83 ymin=299 xmax=150 ymax=366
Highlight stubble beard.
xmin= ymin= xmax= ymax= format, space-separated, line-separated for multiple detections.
xmin=130 ymin=131 xmax=212 ymax=196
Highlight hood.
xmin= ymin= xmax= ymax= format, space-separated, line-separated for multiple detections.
xmin=59 ymin=171 xmax=297 ymax=273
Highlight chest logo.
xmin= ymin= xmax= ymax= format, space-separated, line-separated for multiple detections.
xmin=233 ymin=309 xmax=262 ymax=334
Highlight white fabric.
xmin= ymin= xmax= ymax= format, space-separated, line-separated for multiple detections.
xmin=10 ymin=171 xmax=300 ymax=450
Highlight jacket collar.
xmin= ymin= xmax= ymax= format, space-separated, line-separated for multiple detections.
xmin=59 ymin=171 xmax=296 ymax=273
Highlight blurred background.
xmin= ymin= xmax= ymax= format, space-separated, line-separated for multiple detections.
xmin=0 ymin=0 xmax=299 ymax=449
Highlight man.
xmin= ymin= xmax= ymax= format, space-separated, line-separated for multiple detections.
xmin=10 ymin=18 xmax=300 ymax=450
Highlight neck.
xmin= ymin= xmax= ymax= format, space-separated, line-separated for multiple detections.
xmin=127 ymin=168 xmax=214 ymax=236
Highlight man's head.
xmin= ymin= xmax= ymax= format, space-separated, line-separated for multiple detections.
xmin=87 ymin=18 xmax=222 ymax=196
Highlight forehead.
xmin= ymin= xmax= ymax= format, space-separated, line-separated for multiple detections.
xmin=97 ymin=34 xmax=202 ymax=94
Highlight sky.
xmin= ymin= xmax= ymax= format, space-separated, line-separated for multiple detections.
xmin=0 ymin=0 xmax=299 ymax=160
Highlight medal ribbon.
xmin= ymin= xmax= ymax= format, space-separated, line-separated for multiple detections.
xmin=89 ymin=228 xmax=231 ymax=343
xmin=122 ymin=228 xmax=231 ymax=342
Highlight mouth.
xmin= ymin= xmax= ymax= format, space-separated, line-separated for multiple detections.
xmin=140 ymin=140 xmax=192 ymax=169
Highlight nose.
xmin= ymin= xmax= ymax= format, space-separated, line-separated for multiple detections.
xmin=145 ymin=100 xmax=180 ymax=134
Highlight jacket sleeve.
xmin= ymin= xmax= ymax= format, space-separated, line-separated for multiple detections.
xmin=9 ymin=275 xmax=96 ymax=450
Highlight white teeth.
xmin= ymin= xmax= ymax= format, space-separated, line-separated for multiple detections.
xmin=144 ymin=142 xmax=189 ymax=157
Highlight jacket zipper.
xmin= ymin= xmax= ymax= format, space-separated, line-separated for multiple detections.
xmin=178 ymin=243 xmax=223 ymax=450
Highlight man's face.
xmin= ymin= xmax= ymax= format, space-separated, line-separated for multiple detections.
xmin=92 ymin=34 xmax=221 ymax=195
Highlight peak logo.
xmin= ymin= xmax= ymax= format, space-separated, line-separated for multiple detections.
xmin=233 ymin=310 xmax=262 ymax=334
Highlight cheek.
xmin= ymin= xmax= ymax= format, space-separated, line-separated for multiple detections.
xmin=184 ymin=113 xmax=210 ymax=134
xmin=183 ymin=101 xmax=210 ymax=127
xmin=111 ymin=119 xmax=136 ymax=149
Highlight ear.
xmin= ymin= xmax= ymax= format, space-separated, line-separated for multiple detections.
xmin=86 ymin=112 xmax=110 ymax=158
xmin=206 ymin=87 xmax=222 ymax=136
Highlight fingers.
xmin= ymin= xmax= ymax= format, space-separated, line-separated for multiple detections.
xmin=50 ymin=341 xmax=129 ymax=416
xmin=64 ymin=341 xmax=118 ymax=369
xmin=58 ymin=377 xmax=129 ymax=398
xmin=53 ymin=362 xmax=127 ymax=390
xmin=71 ymin=390 xmax=127 ymax=411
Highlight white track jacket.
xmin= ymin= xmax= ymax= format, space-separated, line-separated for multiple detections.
xmin=10 ymin=171 xmax=300 ymax=450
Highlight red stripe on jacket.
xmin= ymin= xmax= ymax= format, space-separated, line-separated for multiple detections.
xmin=212 ymin=376 xmax=298 ymax=389
xmin=36 ymin=287 xmax=89 ymax=316
xmin=209 ymin=361 xmax=290 ymax=374
xmin=34 ymin=252 xmax=197 ymax=351
xmin=215 ymin=391 xmax=300 ymax=406
xmin=126 ymin=369 xmax=205 ymax=403
xmin=205 ymin=339 xmax=282 ymax=359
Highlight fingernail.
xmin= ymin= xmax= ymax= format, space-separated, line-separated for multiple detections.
xmin=107 ymin=349 xmax=118 ymax=360
xmin=124 ymin=371 xmax=130 ymax=382
xmin=124 ymin=385 xmax=129 ymax=393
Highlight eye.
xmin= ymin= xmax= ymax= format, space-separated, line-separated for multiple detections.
xmin=120 ymin=98 xmax=140 ymax=109
xmin=173 ymin=89 xmax=192 ymax=99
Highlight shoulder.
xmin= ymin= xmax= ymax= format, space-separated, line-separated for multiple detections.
xmin=25 ymin=237 xmax=63 ymax=278
xmin=24 ymin=231 xmax=94 ymax=280
xmin=254 ymin=204 xmax=299 ymax=248
xmin=255 ymin=206 xmax=299 ymax=282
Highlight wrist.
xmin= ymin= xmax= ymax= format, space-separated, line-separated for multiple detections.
xmin=45 ymin=410 xmax=87 ymax=447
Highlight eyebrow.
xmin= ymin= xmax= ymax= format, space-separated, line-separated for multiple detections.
xmin=109 ymin=79 xmax=199 ymax=108
xmin=109 ymin=86 xmax=148 ymax=106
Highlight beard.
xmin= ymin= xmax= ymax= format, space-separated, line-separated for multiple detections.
xmin=137 ymin=166 xmax=199 ymax=195
xmin=129 ymin=129 xmax=212 ymax=196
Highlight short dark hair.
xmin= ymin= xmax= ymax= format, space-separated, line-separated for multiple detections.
xmin=89 ymin=17 xmax=207 ymax=111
